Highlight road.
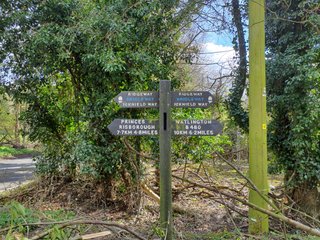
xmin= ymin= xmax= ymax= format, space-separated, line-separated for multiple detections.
xmin=0 ymin=157 xmax=35 ymax=192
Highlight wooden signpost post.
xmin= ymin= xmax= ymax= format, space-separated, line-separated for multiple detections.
xmin=108 ymin=80 xmax=222 ymax=239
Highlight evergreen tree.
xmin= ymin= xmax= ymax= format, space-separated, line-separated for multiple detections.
xmin=266 ymin=0 xmax=320 ymax=215
xmin=0 ymin=0 xmax=194 ymax=203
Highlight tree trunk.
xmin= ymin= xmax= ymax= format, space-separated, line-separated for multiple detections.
xmin=228 ymin=0 xmax=249 ymax=132
xmin=285 ymin=172 xmax=320 ymax=217
xmin=121 ymin=167 xmax=142 ymax=214
xmin=290 ymin=181 xmax=320 ymax=218
xmin=14 ymin=103 xmax=21 ymax=145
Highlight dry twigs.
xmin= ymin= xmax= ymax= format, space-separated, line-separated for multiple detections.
xmin=141 ymin=182 xmax=186 ymax=214
xmin=71 ymin=231 xmax=112 ymax=240
xmin=214 ymin=152 xmax=320 ymax=228
xmin=173 ymin=174 xmax=320 ymax=237
xmin=214 ymin=151 xmax=279 ymax=212
xmin=31 ymin=220 xmax=146 ymax=240
xmin=3 ymin=220 xmax=147 ymax=240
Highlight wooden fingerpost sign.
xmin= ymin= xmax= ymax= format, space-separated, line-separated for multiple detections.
xmin=108 ymin=80 xmax=222 ymax=240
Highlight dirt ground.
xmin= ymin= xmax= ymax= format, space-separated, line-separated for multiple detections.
xmin=0 ymin=160 xmax=314 ymax=240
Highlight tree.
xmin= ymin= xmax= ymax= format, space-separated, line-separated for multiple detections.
xmin=266 ymin=0 xmax=320 ymax=215
xmin=0 ymin=0 xmax=195 ymax=205
xmin=0 ymin=94 xmax=15 ymax=143
xmin=228 ymin=0 xmax=249 ymax=132
xmin=223 ymin=0 xmax=320 ymax=216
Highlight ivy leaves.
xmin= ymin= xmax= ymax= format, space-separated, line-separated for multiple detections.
xmin=266 ymin=0 xmax=320 ymax=185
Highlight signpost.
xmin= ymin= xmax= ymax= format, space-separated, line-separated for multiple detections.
xmin=159 ymin=80 xmax=172 ymax=239
xmin=108 ymin=81 xmax=222 ymax=240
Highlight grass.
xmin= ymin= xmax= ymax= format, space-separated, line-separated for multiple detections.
xmin=0 ymin=146 xmax=37 ymax=158
xmin=0 ymin=201 xmax=76 ymax=239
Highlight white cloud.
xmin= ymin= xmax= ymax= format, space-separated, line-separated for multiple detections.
xmin=187 ymin=42 xmax=237 ymax=93
xmin=201 ymin=42 xmax=235 ymax=63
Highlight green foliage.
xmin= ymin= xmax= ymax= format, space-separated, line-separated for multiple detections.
xmin=152 ymin=225 xmax=166 ymax=238
xmin=171 ymin=108 xmax=231 ymax=164
xmin=266 ymin=0 xmax=320 ymax=186
xmin=0 ymin=1 xmax=230 ymax=212
xmin=0 ymin=201 xmax=75 ymax=239
xmin=227 ymin=0 xmax=249 ymax=133
xmin=0 ymin=95 xmax=15 ymax=141
xmin=0 ymin=146 xmax=35 ymax=158
xmin=0 ymin=1 xmax=193 ymax=184
xmin=0 ymin=201 xmax=75 ymax=228
xmin=48 ymin=226 xmax=69 ymax=240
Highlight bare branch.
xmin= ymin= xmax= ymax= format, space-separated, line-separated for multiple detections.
xmin=172 ymin=174 xmax=320 ymax=238
xmin=29 ymin=220 xmax=147 ymax=240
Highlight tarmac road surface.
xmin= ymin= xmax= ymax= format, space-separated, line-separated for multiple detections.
xmin=0 ymin=157 xmax=35 ymax=192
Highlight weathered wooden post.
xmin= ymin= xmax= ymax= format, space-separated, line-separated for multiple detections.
xmin=159 ymin=80 xmax=173 ymax=239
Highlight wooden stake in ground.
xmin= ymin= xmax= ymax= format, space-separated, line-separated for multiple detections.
xmin=159 ymin=80 xmax=173 ymax=240
xmin=248 ymin=0 xmax=269 ymax=234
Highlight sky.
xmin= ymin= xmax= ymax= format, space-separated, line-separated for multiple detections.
xmin=197 ymin=29 xmax=237 ymax=69
xmin=185 ymin=31 xmax=237 ymax=94
xmin=203 ymin=32 xmax=234 ymax=47
xmin=200 ymin=42 xmax=235 ymax=64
